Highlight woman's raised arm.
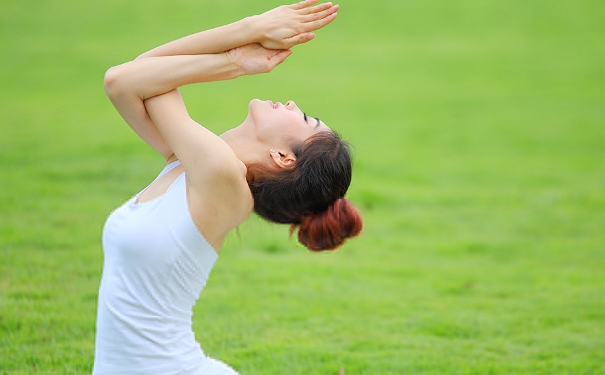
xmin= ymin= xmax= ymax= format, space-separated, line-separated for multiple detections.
xmin=106 ymin=0 xmax=338 ymax=160
xmin=137 ymin=0 xmax=338 ymax=59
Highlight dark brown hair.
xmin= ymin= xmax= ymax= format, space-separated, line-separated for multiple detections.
xmin=248 ymin=131 xmax=362 ymax=251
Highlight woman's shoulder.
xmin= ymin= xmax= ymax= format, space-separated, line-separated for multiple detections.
xmin=184 ymin=153 xmax=253 ymax=240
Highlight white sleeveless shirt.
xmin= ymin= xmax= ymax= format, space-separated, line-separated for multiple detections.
xmin=93 ymin=161 xmax=219 ymax=374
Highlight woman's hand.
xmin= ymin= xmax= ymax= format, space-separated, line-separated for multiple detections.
xmin=253 ymin=0 xmax=339 ymax=50
xmin=225 ymin=43 xmax=293 ymax=76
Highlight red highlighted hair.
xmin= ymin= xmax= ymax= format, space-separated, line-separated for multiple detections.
xmin=294 ymin=198 xmax=362 ymax=251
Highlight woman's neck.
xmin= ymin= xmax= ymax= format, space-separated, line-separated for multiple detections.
xmin=220 ymin=120 xmax=267 ymax=169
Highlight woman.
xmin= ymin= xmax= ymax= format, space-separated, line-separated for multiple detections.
xmin=93 ymin=0 xmax=362 ymax=373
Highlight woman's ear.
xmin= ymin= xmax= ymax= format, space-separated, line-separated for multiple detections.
xmin=270 ymin=148 xmax=296 ymax=170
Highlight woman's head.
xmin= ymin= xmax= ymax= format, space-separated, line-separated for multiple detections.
xmin=248 ymin=130 xmax=363 ymax=251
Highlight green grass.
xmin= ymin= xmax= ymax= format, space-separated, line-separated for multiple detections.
xmin=1 ymin=0 xmax=604 ymax=373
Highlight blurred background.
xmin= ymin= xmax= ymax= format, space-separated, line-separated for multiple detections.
xmin=1 ymin=0 xmax=604 ymax=373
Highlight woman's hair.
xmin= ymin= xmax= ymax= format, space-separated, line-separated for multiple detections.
xmin=247 ymin=131 xmax=363 ymax=251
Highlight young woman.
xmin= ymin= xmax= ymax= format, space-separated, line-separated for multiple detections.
xmin=93 ymin=0 xmax=362 ymax=373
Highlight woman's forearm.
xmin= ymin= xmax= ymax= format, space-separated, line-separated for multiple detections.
xmin=137 ymin=17 xmax=258 ymax=59
xmin=105 ymin=53 xmax=242 ymax=101
xmin=103 ymin=52 xmax=243 ymax=161
xmin=136 ymin=1 xmax=339 ymax=59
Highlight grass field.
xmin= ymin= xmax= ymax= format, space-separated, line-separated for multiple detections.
xmin=1 ymin=0 xmax=604 ymax=374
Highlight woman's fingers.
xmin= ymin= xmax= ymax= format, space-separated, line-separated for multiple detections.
xmin=268 ymin=49 xmax=293 ymax=70
xmin=281 ymin=4 xmax=337 ymax=49
xmin=256 ymin=1 xmax=339 ymax=50
xmin=301 ymin=10 xmax=338 ymax=32
xmin=278 ymin=32 xmax=315 ymax=50
xmin=290 ymin=0 xmax=319 ymax=10
xmin=298 ymin=1 xmax=334 ymax=15
xmin=291 ymin=32 xmax=316 ymax=47
xmin=302 ymin=3 xmax=339 ymax=23
xmin=227 ymin=44 xmax=293 ymax=75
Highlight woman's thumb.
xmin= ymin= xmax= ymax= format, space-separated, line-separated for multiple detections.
xmin=271 ymin=49 xmax=293 ymax=67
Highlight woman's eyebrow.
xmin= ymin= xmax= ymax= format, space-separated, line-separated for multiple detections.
xmin=315 ymin=117 xmax=321 ymax=128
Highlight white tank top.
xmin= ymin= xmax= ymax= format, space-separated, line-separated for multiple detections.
xmin=93 ymin=161 xmax=218 ymax=374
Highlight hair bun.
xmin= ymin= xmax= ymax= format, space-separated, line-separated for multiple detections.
xmin=295 ymin=198 xmax=363 ymax=251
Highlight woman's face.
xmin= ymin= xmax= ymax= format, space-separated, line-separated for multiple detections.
xmin=248 ymin=99 xmax=330 ymax=144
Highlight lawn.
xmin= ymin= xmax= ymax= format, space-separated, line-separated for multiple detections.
xmin=1 ymin=0 xmax=604 ymax=374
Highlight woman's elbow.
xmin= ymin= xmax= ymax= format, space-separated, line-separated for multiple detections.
xmin=103 ymin=65 xmax=126 ymax=99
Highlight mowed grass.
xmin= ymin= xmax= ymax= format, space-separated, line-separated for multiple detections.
xmin=1 ymin=0 xmax=604 ymax=373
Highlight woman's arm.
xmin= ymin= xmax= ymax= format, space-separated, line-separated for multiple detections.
xmin=137 ymin=0 xmax=338 ymax=59
xmin=105 ymin=46 xmax=295 ymax=239
xmin=106 ymin=46 xmax=290 ymax=164
xmin=106 ymin=0 xmax=338 ymax=160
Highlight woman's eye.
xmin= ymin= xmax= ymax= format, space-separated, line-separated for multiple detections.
xmin=303 ymin=113 xmax=308 ymax=122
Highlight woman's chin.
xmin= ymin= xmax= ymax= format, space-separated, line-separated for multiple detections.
xmin=249 ymin=98 xmax=273 ymax=108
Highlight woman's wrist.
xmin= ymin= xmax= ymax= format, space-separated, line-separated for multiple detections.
xmin=220 ymin=52 xmax=247 ymax=79
xmin=240 ymin=15 xmax=264 ymax=45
